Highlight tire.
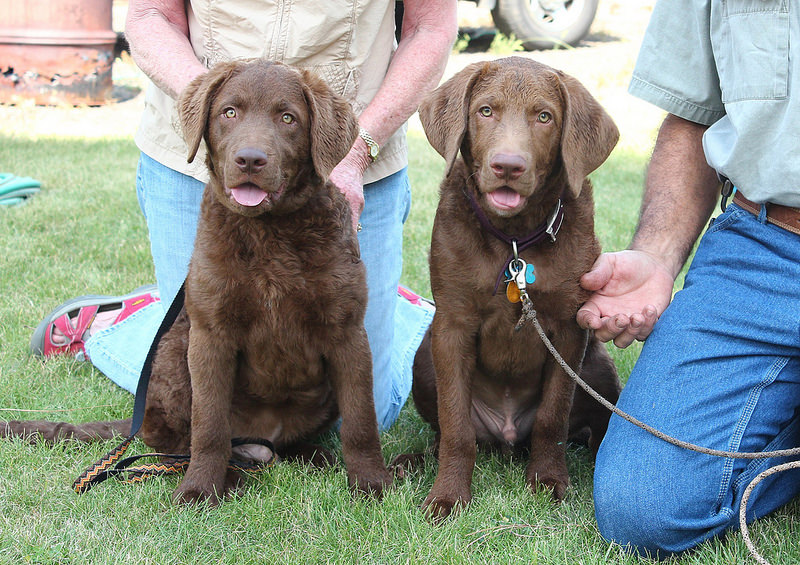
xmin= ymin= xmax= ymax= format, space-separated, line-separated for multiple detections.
xmin=490 ymin=0 xmax=599 ymax=51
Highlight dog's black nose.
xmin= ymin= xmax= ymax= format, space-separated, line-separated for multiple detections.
xmin=234 ymin=148 xmax=268 ymax=174
xmin=490 ymin=153 xmax=527 ymax=181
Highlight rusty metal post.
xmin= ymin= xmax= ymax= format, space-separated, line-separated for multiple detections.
xmin=0 ymin=0 xmax=117 ymax=106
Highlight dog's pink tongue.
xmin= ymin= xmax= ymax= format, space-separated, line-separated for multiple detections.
xmin=231 ymin=185 xmax=268 ymax=206
xmin=488 ymin=187 xmax=522 ymax=209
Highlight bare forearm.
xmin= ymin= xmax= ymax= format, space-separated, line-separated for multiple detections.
xmin=125 ymin=0 xmax=207 ymax=99
xmin=631 ymin=113 xmax=720 ymax=278
xmin=356 ymin=0 xmax=458 ymax=147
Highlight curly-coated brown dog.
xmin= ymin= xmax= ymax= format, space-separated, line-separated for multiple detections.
xmin=3 ymin=60 xmax=392 ymax=505
xmin=405 ymin=57 xmax=622 ymax=520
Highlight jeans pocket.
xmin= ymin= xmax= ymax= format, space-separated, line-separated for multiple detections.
xmin=707 ymin=204 xmax=747 ymax=234
xmin=713 ymin=0 xmax=789 ymax=102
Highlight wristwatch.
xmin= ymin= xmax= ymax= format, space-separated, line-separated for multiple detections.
xmin=359 ymin=127 xmax=380 ymax=162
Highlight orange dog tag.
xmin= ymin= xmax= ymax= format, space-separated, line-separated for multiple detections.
xmin=506 ymin=281 xmax=521 ymax=303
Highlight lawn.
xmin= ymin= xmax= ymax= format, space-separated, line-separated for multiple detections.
xmin=0 ymin=123 xmax=797 ymax=564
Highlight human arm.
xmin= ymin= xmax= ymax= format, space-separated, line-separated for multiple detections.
xmin=329 ymin=0 xmax=458 ymax=230
xmin=576 ymin=113 xmax=720 ymax=347
xmin=125 ymin=0 xmax=207 ymax=99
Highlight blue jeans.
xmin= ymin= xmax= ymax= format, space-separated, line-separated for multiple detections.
xmin=85 ymin=153 xmax=432 ymax=431
xmin=593 ymin=202 xmax=800 ymax=557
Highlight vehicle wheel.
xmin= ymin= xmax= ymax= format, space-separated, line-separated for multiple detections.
xmin=491 ymin=0 xmax=599 ymax=51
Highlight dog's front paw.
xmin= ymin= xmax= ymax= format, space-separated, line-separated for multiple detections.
xmin=172 ymin=468 xmax=240 ymax=506
xmin=172 ymin=478 xmax=222 ymax=506
xmin=421 ymin=489 xmax=470 ymax=522
xmin=526 ymin=462 xmax=569 ymax=501
xmin=349 ymin=465 xmax=393 ymax=499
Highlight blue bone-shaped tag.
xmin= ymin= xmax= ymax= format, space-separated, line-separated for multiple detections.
xmin=504 ymin=263 xmax=536 ymax=284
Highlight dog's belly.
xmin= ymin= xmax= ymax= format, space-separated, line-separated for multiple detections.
xmin=230 ymin=390 xmax=337 ymax=449
xmin=470 ymin=375 xmax=541 ymax=450
xmin=469 ymin=309 xmax=552 ymax=449
xmin=232 ymin=353 xmax=339 ymax=447
xmin=471 ymin=394 xmax=536 ymax=449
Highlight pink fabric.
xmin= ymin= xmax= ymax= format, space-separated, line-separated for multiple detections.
xmin=114 ymin=293 xmax=159 ymax=324
xmin=42 ymin=292 xmax=160 ymax=357
xmin=46 ymin=305 xmax=99 ymax=356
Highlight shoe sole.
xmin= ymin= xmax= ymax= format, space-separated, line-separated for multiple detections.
xmin=30 ymin=284 xmax=159 ymax=357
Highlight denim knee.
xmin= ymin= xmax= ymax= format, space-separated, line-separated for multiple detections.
xmin=593 ymin=426 xmax=731 ymax=559
xmin=594 ymin=444 xmax=666 ymax=558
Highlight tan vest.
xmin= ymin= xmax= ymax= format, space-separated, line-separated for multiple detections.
xmin=134 ymin=0 xmax=407 ymax=184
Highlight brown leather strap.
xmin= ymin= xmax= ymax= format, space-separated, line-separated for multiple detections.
xmin=733 ymin=191 xmax=800 ymax=236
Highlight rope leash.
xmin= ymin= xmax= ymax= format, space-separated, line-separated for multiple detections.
xmin=516 ymin=306 xmax=800 ymax=565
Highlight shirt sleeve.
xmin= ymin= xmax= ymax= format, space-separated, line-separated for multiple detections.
xmin=628 ymin=0 xmax=725 ymax=125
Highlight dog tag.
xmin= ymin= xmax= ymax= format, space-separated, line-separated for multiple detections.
xmin=505 ymin=259 xmax=525 ymax=303
xmin=504 ymin=262 xmax=535 ymax=285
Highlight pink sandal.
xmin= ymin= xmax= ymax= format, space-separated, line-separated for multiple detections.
xmin=30 ymin=285 xmax=160 ymax=358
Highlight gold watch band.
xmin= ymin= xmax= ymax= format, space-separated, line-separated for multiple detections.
xmin=358 ymin=127 xmax=380 ymax=162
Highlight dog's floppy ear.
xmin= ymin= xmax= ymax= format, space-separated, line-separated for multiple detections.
xmin=178 ymin=61 xmax=243 ymax=163
xmin=557 ymin=71 xmax=619 ymax=198
xmin=418 ymin=62 xmax=490 ymax=176
xmin=299 ymin=69 xmax=359 ymax=180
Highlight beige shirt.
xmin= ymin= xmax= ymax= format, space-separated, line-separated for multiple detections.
xmin=134 ymin=0 xmax=407 ymax=185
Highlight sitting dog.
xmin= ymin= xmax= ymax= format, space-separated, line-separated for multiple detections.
xmin=405 ymin=57 xmax=622 ymax=520
xmin=3 ymin=60 xmax=392 ymax=505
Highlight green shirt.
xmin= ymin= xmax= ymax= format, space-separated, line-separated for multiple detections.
xmin=629 ymin=0 xmax=799 ymax=207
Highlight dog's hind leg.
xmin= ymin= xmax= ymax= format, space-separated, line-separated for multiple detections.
xmin=569 ymin=337 xmax=621 ymax=456
xmin=410 ymin=329 xmax=441 ymax=431
xmin=1 ymin=418 xmax=133 ymax=444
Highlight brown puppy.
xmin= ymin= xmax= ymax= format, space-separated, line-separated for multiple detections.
xmin=3 ymin=60 xmax=392 ymax=505
xmin=409 ymin=57 xmax=621 ymax=520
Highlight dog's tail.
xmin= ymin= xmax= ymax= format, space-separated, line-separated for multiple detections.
xmin=1 ymin=419 xmax=133 ymax=444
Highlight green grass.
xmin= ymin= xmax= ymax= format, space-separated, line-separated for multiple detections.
xmin=487 ymin=33 xmax=525 ymax=56
xmin=0 ymin=128 xmax=795 ymax=565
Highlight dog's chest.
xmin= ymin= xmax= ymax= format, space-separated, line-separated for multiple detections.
xmin=219 ymin=266 xmax=350 ymax=391
xmin=475 ymin=304 xmax=547 ymax=374
xmin=219 ymin=252 xmax=353 ymax=329
xmin=190 ymin=222 xmax=363 ymax=387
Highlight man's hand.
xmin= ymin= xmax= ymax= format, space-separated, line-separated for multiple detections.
xmin=577 ymin=250 xmax=675 ymax=348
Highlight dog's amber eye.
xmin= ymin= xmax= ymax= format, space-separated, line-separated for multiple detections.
xmin=223 ymin=108 xmax=237 ymax=119
xmin=538 ymin=112 xmax=552 ymax=124
xmin=282 ymin=113 xmax=295 ymax=124
xmin=479 ymin=106 xmax=493 ymax=117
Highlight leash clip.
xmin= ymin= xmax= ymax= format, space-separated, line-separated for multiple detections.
xmin=545 ymin=199 xmax=564 ymax=242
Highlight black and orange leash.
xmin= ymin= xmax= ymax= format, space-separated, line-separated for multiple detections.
xmin=72 ymin=283 xmax=275 ymax=494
